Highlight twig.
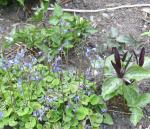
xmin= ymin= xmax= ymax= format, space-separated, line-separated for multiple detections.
xmin=32 ymin=4 xmax=150 ymax=13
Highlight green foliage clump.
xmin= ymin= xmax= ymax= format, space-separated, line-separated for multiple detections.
xmin=102 ymin=47 xmax=150 ymax=125
xmin=0 ymin=55 xmax=112 ymax=128
xmin=7 ymin=5 xmax=95 ymax=59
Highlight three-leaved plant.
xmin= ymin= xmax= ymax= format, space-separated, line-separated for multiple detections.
xmin=102 ymin=47 xmax=150 ymax=125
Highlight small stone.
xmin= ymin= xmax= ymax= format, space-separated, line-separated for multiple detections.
xmin=141 ymin=8 xmax=150 ymax=14
xmin=102 ymin=13 xmax=110 ymax=19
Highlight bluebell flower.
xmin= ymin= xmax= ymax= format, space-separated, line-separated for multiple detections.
xmin=18 ymin=78 xmax=22 ymax=87
xmin=101 ymin=108 xmax=108 ymax=113
xmin=31 ymin=57 xmax=37 ymax=64
xmin=1 ymin=60 xmax=8 ymax=70
xmin=74 ymin=95 xmax=80 ymax=102
xmin=0 ymin=112 xmax=3 ymax=119
xmin=66 ymin=102 xmax=71 ymax=109
xmin=45 ymin=97 xmax=53 ymax=103
xmin=7 ymin=60 xmax=14 ymax=67
xmin=24 ymin=62 xmax=32 ymax=69
xmin=52 ymin=56 xmax=62 ymax=72
xmin=18 ymin=49 xmax=25 ymax=58
xmin=85 ymin=47 xmax=91 ymax=57
xmin=33 ymin=109 xmax=45 ymax=121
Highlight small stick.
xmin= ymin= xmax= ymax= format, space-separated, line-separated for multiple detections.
xmin=32 ymin=4 xmax=150 ymax=13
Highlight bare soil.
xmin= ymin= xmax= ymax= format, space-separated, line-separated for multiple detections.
xmin=0 ymin=0 xmax=150 ymax=129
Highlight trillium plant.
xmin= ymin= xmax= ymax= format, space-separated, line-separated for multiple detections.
xmin=102 ymin=47 xmax=150 ymax=125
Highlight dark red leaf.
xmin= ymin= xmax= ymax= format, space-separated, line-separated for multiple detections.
xmin=114 ymin=48 xmax=121 ymax=69
xmin=111 ymin=61 xmax=122 ymax=78
xmin=139 ymin=47 xmax=145 ymax=67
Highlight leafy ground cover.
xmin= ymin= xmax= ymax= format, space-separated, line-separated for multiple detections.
xmin=0 ymin=0 xmax=150 ymax=129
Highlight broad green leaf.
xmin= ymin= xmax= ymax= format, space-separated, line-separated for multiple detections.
xmin=51 ymin=79 xmax=60 ymax=86
xmin=17 ymin=107 xmax=30 ymax=116
xmin=0 ymin=121 xmax=4 ymax=129
xmin=143 ymin=56 xmax=150 ymax=70
xmin=63 ymin=109 xmax=73 ymax=122
xmin=102 ymin=77 xmax=123 ymax=100
xmin=103 ymin=113 xmax=113 ymax=125
xmin=62 ymin=13 xmax=74 ymax=21
xmin=30 ymin=102 xmax=42 ymax=110
xmin=125 ymin=65 xmax=150 ymax=81
xmin=25 ymin=117 xmax=36 ymax=128
xmin=130 ymin=108 xmax=143 ymax=126
xmin=81 ymin=95 xmax=90 ymax=105
xmin=89 ymin=94 xmax=103 ymax=105
xmin=54 ymin=4 xmax=63 ymax=17
xmin=90 ymin=113 xmax=103 ymax=127
xmin=9 ymin=119 xmax=18 ymax=127
xmin=122 ymin=85 xmax=138 ymax=106
xmin=116 ymin=34 xmax=136 ymax=44
xmin=46 ymin=110 xmax=61 ymax=122
xmin=49 ymin=16 xmax=59 ymax=25
xmin=4 ymin=108 xmax=13 ymax=118
xmin=104 ymin=54 xmax=115 ymax=76
xmin=76 ymin=107 xmax=89 ymax=120
xmin=17 ymin=0 xmax=24 ymax=6
xmin=135 ymin=93 xmax=150 ymax=108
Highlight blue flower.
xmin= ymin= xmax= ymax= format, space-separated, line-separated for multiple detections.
xmin=74 ymin=95 xmax=80 ymax=102
xmin=0 ymin=112 xmax=3 ymax=119
xmin=18 ymin=78 xmax=22 ymax=87
xmin=18 ymin=49 xmax=25 ymax=58
xmin=52 ymin=56 xmax=62 ymax=72
xmin=101 ymin=108 xmax=108 ymax=113
xmin=24 ymin=62 xmax=32 ymax=69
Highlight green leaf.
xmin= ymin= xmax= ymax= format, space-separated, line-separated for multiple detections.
xmin=46 ymin=110 xmax=61 ymax=122
xmin=9 ymin=119 xmax=18 ymax=127
xmin=116 ymin=34 xmax=136 ymax=44
xmin=17 ymin=0 xmax=24 ymax=6
xmin=135 ymin=93 xmax=150 ymax=108
xmin=81 ymin=95 xmax=90 ymax=105
xmin=102 ymin=77 xmax=123 ymax=100
xmin=122 ymin=85 xmax=138 ymax=106
xmin=17 ymin=107 xmax=30 ymax=116
xmin=25 ymin=117 xmax=36 ymax=128
xmin=76 ymin=107 xmax=89 ymax=120
xmin=103 ymin=113 xmax=113 ymax=125
xmin=125 ymin=65 xmax=150 ymax=81
xmin=104 ymin=54 xmax=115 ymax=76
xmin=90 ymin=113 xmax=103 ymax=127
xmin=89 ymin=94 xmax=103 ymax=105
xmin=63 ymin=109 xmax=73 ymax=122
xmin=30 ymin=102 xmax=42 ymax=110
xmin=51 ymin=79 xmax=60 ymax=86
xmin=141 ymin=31 xmax=150 ymax=36
xmin=4 ymin=108 xmax=13 ymax=118
xmin=49 ymin=16 xmax=59 ymax=25
xmin=54 ymin=4 xmax=63 ymax=17
xmin=143 ymin=56 xmax=150 ymax=70
xmin=130 ymin=108 xmax=143 ymax=126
